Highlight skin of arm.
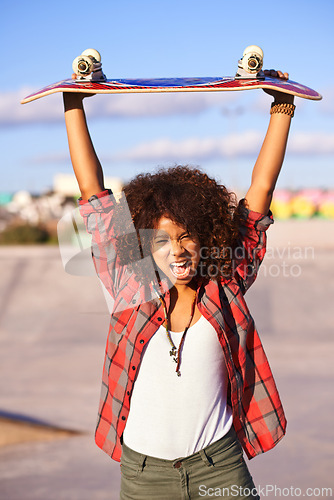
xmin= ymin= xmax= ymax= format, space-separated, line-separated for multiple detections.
xmin=63 ymin=92 xmax=105 ymax=200
xmin=245 ymin=70 xmax=295 ymax=215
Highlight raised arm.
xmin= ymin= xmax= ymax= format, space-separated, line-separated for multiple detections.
xmin=63 ymin=92 xmax=105 ymax=200
xmin=245 ymin=70 xmax=295 ymax=215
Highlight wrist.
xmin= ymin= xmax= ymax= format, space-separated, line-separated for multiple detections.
xmin=270 ymin=101 xmax=296 ymax=118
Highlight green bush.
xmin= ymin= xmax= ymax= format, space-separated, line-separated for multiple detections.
xmin=0 ymin=223 xmax=50 ymax=244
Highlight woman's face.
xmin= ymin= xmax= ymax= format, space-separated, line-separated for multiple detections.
xmin=151 ymin=216 xmax=201 ymax=286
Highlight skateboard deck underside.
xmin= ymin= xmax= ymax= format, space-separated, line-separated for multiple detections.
xmin=21 ymin=76 xmax=322 ymax=104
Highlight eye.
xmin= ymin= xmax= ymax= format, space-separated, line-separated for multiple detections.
xmin=152 ymin=236 xmax=169 ymax=249
xmin=181 ymin=233 xmax=193 ymax=241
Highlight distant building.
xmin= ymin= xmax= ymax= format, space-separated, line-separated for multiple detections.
xmin=0 ymin=193 xmax=13 ymax=205
xmin=53 ymin=173 xmax=123 ymax=197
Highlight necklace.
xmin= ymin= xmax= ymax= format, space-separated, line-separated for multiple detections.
xmin=158 ymin=291 xmax=197 ymax=377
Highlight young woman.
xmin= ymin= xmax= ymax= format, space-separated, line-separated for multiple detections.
xmin=63 ymin=70 xmax=295 ymax=500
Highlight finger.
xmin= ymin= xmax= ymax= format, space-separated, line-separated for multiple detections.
xmin=265 ymin=70 xmax=289 ymax=79
xmin=71 ymin=73 xmax=78 ymax=80
xmin=276 ymin=71 xmax=289 ymax=80
xmin=264 ymin=69 xmax=276 ymax=77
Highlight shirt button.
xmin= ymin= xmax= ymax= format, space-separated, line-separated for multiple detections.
xmin=174 ymin=461 xmax=182 ymax=469
xmin=121 ymin=416 xmax=126 ymax=421
xmin=132 ymin=366 xmax=136 ymax=370
xmin=157 ymin=317 xmax=162 ymax=321
xmin=139 ymin=339 xmax=144 ymax=344
xmin=127 ymin=391 xmax=130 ymax=396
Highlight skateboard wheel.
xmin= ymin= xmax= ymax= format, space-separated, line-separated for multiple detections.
xmin=72 ymin=55 xmax=94 ymax=76
xmin=241 ymin=45 xmax=263 ymax=74
xmin=81 ymin=48 xmax=101 ymax=63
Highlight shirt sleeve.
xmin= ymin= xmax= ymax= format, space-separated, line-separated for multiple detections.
xmin=78 ymin=189 xmax=163 ymax=314
xmin=232 ymin=202 xmax=274 ymax=294
xmin=78 ymin=189 xmax=127 ymax=299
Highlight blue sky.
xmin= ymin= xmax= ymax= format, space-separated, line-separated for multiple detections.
xmin=1 ymin=0 xmax=333 ymax=195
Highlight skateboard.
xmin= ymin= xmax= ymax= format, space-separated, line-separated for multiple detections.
xmin=21 ymin=46 xmax=322 ymax=104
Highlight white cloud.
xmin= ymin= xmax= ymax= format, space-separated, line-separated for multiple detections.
xmin=112 ymin=131 xmax=334 ymax=163
xmin=28 ymin=152 xmax=70 ymax=165
xmin=0 ymin=88 xmax=64 ymax=126
xmin=289 ymin=132 xmax=334 ymax=154
xmin=26 ymin=130 xmax=334 ymax=167
xmin=92 ymin=91 xmax=239 ymax=118
xmin=112 ymin=131 xmax=263 ymax=162
xmin=0 ymin=86 xmax=239 ymax=126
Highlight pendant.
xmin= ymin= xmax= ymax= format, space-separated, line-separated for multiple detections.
xmin=169 ymin=347 xmax=177 ymax=363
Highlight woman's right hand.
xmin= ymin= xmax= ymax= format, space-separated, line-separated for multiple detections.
xmin=63 ymin=74 xmax=95 ymax=109
xmin=63 ymin=73 xmax=104 ymax=200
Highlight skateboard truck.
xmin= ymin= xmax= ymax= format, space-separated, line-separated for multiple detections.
xmin=20 ymin=45 xmax=323 ymax=104
xmin=72 ymin=49 xmax=106 ymax=81
xmin=235 ymin=45 xmax=265 ymax=80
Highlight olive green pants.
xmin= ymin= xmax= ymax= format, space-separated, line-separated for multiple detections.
xmin=120 ymin=427 xmax=260 ymax=499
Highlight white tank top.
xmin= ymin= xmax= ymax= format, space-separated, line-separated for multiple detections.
xmin=123 ymin=314 xmax=233 ymax=459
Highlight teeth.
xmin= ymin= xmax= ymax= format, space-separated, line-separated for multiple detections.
xmin=170 ymin=261 xmax=191 ymax=279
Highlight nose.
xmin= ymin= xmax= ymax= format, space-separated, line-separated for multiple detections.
xmin=170 ymin=239 xmax=184 ymax=256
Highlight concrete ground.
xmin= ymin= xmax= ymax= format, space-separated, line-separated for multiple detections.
xmin=0 ymin=219 xmax=333 ymax=499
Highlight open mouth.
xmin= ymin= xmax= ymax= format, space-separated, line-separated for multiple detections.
xmin=169 ymin=260 xmax=192 ymax=279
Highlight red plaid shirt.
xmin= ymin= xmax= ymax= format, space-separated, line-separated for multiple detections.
xmin=79 ymin=189 xmax=286 ymax=462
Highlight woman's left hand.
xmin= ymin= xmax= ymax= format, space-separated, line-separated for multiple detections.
xmin=263 ymin=69 xmax=294 ymax=104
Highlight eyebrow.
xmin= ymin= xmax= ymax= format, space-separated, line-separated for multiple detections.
xmin=153 ymin=230 xmax=189 ymax=240
xmin=153 ymin=231 xmax=169 ymax=239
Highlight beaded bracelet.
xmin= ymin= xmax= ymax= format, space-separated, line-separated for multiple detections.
xmin=270 ymin=102 xmax=296 ymax=117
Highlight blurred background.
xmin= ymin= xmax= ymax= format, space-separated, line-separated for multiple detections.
xmin=0 ymin=1 xmax=333 ymax=499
